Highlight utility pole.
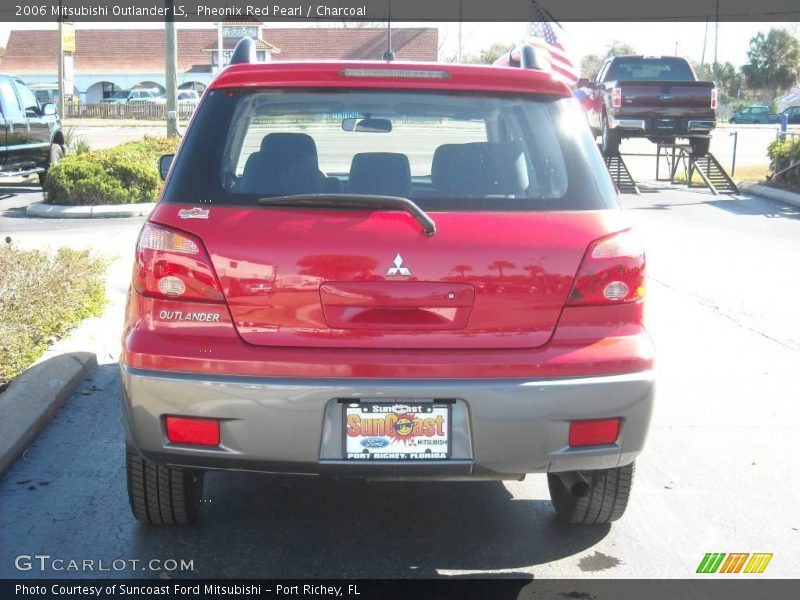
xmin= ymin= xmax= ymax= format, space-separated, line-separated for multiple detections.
xmin=701 ymin=17 xmax=708 ymax=66
xmin=713 ymin=0 xmax=719 ymax=77
xmin=457 ymin=1 xmax=463 ymax=62
xmin=165 ymin=0 xmax=178 ymax=137
xmin=57 ymin=0 xmax=64 ymax=115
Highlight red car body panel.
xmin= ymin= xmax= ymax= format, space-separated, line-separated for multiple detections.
xmin=209 ymin=61 xmax=572 ymax=97
xmin=143 ymin=206 xmax=632 ymax=351
xmin=121 ymin=61 xmax=651 ymax=381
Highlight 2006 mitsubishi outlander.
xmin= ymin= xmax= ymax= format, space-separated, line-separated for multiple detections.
xmin=120 ymin=42 xmax=654 ymax=525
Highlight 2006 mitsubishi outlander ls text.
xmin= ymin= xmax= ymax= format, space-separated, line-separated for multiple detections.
xmin=120 ymin=41 xmax=655 ymax=526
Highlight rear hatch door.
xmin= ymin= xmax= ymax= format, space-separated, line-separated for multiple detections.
xmin=152 ymin=205 xmax=622 ymax=350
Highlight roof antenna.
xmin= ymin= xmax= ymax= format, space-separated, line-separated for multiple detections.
xmin=383 ymin=0 xmax=395 ymax=61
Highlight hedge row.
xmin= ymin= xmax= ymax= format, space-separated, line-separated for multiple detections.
xmin=767 ymin=137 xmax=800 ymax=174
xmin=0 ymin=245 xmax=108 ymax=388
xmin=43 ymin=135 xmax=180 ymax=206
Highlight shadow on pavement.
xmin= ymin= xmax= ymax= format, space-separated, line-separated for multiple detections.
xmin=0 ymin=343 xmax=609 ymax=580
xmin=127 ymin=471 xmax=609 ymax=577
xmin=622 ymin=185 xmax=800 ymax=220
xmin=708 ymin=197 xmax=800 ymax=219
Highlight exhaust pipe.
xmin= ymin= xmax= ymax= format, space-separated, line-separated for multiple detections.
xmin=557 ymin=471 xmax=591 ymax=498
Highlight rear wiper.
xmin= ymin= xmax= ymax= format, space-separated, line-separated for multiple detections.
xmin=257 ymin=194 xmax=436 ymax=237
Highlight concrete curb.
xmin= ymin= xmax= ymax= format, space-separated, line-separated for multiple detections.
xmin=0 ymin=352 xmax=97 ymax=476
xmin=741 ymin=183 xmax=800 ymax=209
xmin=26 ymin=201 xmax=155 ymax=219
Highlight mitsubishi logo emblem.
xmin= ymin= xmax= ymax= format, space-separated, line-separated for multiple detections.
xmin=386 ymin=253 xmax=411 ymax=276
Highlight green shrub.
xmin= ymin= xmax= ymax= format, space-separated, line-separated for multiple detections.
xmin=0 ymin=245 xmax=108 ymax=388
xmin=767 ymin=137 xmax=800 ymax=173
xmin=43 ymin=135 xmax=179 ymax=205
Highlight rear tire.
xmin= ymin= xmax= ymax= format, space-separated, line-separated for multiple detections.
xmin=126 ymin=447 xmax=204 ymax=525
xmin=689 ymin=137 xmax=710 ymax=157
xmin=548 ymin=462 xmax=635 ymax=525
xmin=601 ymin=114 xmax=621 ymax=156
xmin=38 ymin=143 xmax=64 ymax=186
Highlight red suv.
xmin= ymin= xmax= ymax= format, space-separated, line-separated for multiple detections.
xmin=121 ymin=44 xmax=654 ymax=525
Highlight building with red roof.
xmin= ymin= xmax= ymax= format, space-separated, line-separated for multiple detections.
xmin=0 ymin=24 xmax=438 ymax=102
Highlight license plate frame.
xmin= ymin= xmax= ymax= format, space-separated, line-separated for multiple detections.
xmin=343 ymin=401 xmax=451 ymax=461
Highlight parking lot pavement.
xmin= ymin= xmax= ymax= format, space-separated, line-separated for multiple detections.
xmin=1 ymin=185 xmax=799 ymax=578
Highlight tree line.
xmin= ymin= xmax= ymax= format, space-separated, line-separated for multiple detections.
xmin=459 ymin=28 xmax=800 ymax=109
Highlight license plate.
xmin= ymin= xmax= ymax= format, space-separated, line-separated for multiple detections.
xmin=344 ymin=402 xmax=450 ymax=460
xmin=656 ymin=118 xmax=676 ymax=129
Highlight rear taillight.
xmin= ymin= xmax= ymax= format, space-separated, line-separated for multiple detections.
xmin=133 ymin=223 xmax=224 ymax=303
xmin=567 ymin=230 xmax=645 ymax=306
xmin=710 ymin=88 xmax=718 ymax=110
xmin=611 ymin=87 xmax=622 ymax=108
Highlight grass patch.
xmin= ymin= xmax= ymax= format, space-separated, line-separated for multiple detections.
xmin=671 ymin=164 xmax=769 ymax=186
xmin=43 ymin=135 xmax=180 ymax=206
xmin=0 ymin=245 xmax=109 ymax=389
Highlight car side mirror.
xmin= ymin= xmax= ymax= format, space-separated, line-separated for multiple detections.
xmin=159 ymin=154 xmax=174 ymax=181
xmin=41 ymin=103 xmax=57 ymax=116
xmin=576 ymin=78 xmax=594 ymax=90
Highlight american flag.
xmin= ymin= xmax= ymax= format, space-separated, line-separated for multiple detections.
xmin=527 ymin=11 xmax=578 ymax=86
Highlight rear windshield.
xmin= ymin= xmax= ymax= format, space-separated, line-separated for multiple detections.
xmin=606 ymin=58 xmax=695 ymax=82
xmin=163 ymin=89 xmax=617 ymax=211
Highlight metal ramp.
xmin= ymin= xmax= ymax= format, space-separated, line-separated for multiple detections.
xmin=657 ymin=144 xmax=739 ymax=195
xmin=603 ymin=153 xmax=640 ymax=194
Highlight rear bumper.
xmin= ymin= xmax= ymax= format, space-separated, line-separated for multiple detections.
xmin=121 ymin=366 xmax=655 ymax=480
xmin=609 ymin=114 xmax=716 ymax=137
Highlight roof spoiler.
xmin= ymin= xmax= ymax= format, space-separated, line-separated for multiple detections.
xmin=229 ymin=37 xmax=256 ymax=66
xmin=493 ymin=43 xmax=546 ymax=71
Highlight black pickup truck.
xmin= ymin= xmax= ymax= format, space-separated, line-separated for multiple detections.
xmin=0 ymin=73 xmax=65 ymax=185
xmin=584 ymin=56 xmax=717 ymax=156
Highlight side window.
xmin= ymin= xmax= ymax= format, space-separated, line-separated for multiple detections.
xmin=0 ymin=78 xmax=22 ymax=116
xmin=14 ymin=80 xmax=40 ymax=117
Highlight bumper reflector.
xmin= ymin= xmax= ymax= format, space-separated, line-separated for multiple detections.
xmin=569 ymin=418 xmax=620 ymax=447
xmin=165 ymin=416 xmax=220 ymax=446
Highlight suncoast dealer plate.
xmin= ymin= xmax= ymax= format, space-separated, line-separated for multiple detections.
xmin=344 ymin=402 xmax=450 ymax=460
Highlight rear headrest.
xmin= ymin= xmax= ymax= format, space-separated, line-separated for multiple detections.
xmin=348 ymin=152 xmax=412 ymax=198
xmin=260 ymin=133 xmax=319 ymax=166
xmin=431 ymin=142 xmax=529 ymax=196
xmin=240 ymin=150 xmax=321 ymax=195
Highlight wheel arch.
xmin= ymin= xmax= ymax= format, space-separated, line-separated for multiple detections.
xmin=51 ymin=129 xmax=65 ymax=149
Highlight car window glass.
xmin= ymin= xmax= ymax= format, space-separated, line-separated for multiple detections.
xmin=14 ymin=80 xmax=40 ymax=117
xmin=0 ymin=78 xmax=22 ymax=116
xmin=606 ymin=58 xmax=694 ymax=81
xmin=162 ymin=90 xmax=618 ymax=212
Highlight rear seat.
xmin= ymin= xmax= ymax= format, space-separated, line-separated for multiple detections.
xmin=431 ymin=142 xmax=529 ymax=197
xmin=348 ymin=152 xmax=412 ymax=198
xmin=240 ymin=132 xmax=342 ymax=194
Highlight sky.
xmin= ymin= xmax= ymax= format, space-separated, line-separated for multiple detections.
xmin=0 ymin=21 xmax=795 ymax=68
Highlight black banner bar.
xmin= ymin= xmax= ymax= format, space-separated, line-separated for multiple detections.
xmin=3 ymin=579 xmax=800 ymax=600
xmin=1 ymin=0 xmax=800 ymax=23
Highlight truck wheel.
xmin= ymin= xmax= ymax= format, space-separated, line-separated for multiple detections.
xmin=689 ymin=138 xmax=710 ymax=157
xmin=601 ymin=115 xmax=620 ymax=156
xmin=548 ymin=462 xmax=635 ymax=525
xmin=126 ymin=447 xmax=204 ymax=525
xmin=38 ymin=143 xmax=64 ymax=186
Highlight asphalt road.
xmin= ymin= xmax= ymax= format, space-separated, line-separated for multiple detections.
xmin=1 ymin=183 xmax=799 ymax=578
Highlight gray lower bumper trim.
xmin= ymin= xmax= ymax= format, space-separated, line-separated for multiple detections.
xmin=121 ymin=366 xmax=655 ymax=478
